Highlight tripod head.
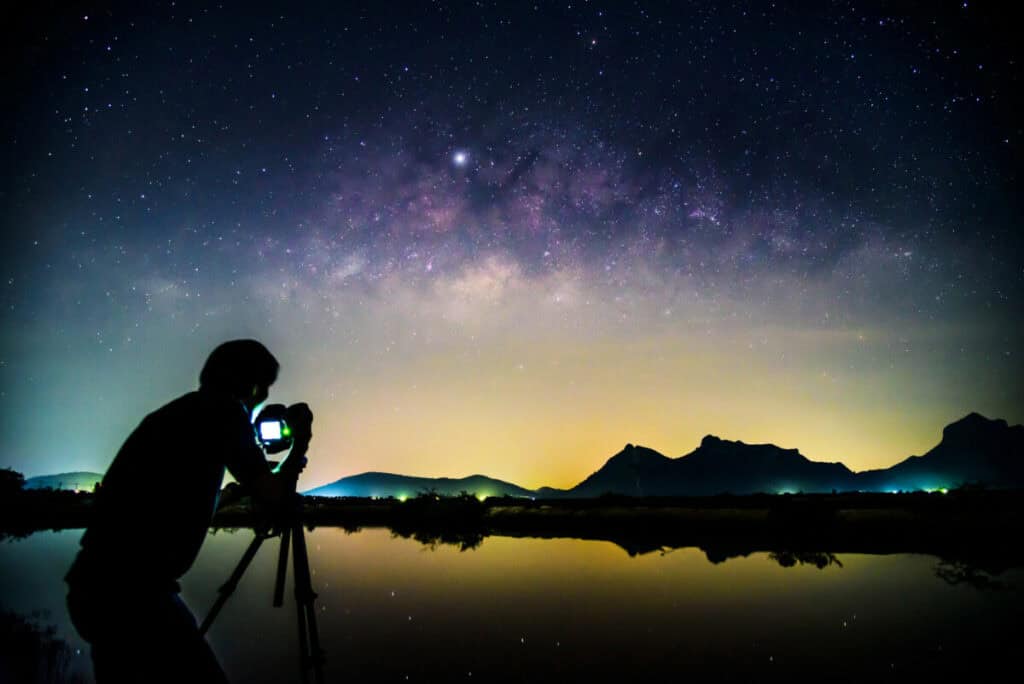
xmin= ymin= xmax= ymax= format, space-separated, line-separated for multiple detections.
xmin=255 ymin=402 xmax=313 ymax=455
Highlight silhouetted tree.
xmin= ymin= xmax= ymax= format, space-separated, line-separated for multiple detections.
xmin=0 ymin=468 xmax=25 ymax=497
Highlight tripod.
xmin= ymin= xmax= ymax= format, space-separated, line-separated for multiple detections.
xmin=200 ymin=496 xmax=325 ymax=684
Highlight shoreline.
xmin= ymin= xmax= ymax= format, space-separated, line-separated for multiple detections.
xmin=5 ymin=490 xmax=1022 ymax=569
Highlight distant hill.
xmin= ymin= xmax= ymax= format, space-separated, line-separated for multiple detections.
xmin=304 ymin=472 xmax=538 ymax=499
xmin=855 ymin=413 xmax=1024 ymax=492
xmin=24 ymin=472 xmax=103 ymax=492
xmin=569 ymin=439 xmax=855 ymax=497
xmin=534 ymin=486 xmax=570 ymax=498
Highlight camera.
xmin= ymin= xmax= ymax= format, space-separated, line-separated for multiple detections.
xmin=254 ymin=404 xmax=294 ymax=454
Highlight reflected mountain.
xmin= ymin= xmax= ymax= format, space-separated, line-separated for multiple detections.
xmin=767 ymin=551 xmax=843 ymax=569
xmin=388 ymin=523 xmax=1018 ymax=590
xmin=390 ymin=528 xmax=485 ymax=552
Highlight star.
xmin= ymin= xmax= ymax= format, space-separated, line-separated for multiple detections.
xmin=452 ymin=150 xmax=469 ymax=167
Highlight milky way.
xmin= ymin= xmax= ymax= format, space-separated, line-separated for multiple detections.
xmin=2 ymin=2 xmax=1020 ymax=488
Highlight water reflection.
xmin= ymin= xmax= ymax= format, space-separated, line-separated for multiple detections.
xmin=394 ymin=526 xmax=850 ymax=571
xmin=1 ymin=528 xmax=1022 ymax=683
xmin=767 ymin=551 xmax=843 ymax=569
xmin=933 ymin=559 xmax=1007 ymax=591
xmin=0 ymin=608 xmax=86 ymax=684
xmin=389 ymin=528 xmax=485 ymax=552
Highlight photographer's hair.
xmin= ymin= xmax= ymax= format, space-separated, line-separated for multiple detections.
xmin=199 ymin=339 xmax=279 ymax=397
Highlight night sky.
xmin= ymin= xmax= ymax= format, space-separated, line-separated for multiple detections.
xmin=2 ymin=1 xmax=1021 ymax=490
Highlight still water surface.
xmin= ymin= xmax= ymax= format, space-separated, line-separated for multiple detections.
xmin=1 ymin=528 xmax=1020 ymax=682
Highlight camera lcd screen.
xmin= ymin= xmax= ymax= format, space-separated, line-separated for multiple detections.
xmin=259 ymin=420 xmax=283 ymax=441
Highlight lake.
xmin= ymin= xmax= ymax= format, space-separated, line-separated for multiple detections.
xmin=1 ymin=527 xmax=1020 ymax=682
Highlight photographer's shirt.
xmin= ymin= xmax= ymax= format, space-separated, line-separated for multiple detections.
xmin=66 ymin=388 xmax=270 ymax=592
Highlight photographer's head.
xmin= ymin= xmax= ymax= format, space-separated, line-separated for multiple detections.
xmin=200 ymin=339 xmax=279 ymax=410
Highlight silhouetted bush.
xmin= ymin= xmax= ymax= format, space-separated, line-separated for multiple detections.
xmin=0 ymin=468 xmax=25 ymax=497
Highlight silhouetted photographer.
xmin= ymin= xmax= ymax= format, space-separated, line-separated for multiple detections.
xmin=65 ymin=340 xmax=312 ymax=683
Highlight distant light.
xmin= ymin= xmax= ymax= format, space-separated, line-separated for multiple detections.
xmin=476 ymin=493 xmax=488 ymax=501
xmin=453 ymin=151 xmax=468 ymax=167
xmin=398 ymin=494 xmax=408 ymax=502
xmin=940 ymin=488 xmax=949 ymax=495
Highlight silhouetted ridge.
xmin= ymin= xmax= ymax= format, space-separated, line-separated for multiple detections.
xmin=295 ymin=412 xmax=1023 ymax=499
xmin=857 ymin=412 xmax=1023 ymax=491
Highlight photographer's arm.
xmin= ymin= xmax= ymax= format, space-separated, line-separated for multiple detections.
xmin=271 ymin=437 xmax=308 ymax=486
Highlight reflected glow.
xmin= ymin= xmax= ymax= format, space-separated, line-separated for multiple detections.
xmin=2 ymin=529 xmax=1022 ymax=682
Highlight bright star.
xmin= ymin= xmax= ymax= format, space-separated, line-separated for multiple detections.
xmin=453 ymin=150 xmax=468 ymax=167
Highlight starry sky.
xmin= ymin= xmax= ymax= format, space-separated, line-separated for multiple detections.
xmin=2 ymin=1 xmax=1021 ymax=490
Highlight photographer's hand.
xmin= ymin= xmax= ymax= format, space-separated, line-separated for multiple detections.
xmin=275 ymin=403 xmax=313 ymax=479
xmin=286 ymin=402 xmax=313 ymax=446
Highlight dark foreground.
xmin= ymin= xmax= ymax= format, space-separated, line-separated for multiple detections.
xmin=5 ymin=489 xmax=1023 ymax=570
xmin=2 ymin=493 xmax=1024 ymax=683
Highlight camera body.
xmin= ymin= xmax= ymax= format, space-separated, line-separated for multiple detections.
xmin=254 ymin=404 xmax=294 ymax=454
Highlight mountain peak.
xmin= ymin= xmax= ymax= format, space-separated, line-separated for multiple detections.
xmin=853 ymin=412 xmax=1024 ymax=489
xmin=942 ymin=413 xmax=1009 ymax=443
xmin=609 ymin=443 xmax=668 ymax=462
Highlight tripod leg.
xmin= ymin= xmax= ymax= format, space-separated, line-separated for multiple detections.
xmin=291 ymin=522 xmax=326 ymax=684
xmin=200 ymin=531 xmax=270 ymax=635
xmin=273 ymin=525 xmax=291 ymax=608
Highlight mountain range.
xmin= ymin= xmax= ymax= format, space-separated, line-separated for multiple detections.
xmin=23 ymin=413 xmax=1022 ymax=499
xmin=305 ymin=412 xmax=1023 ymax=498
